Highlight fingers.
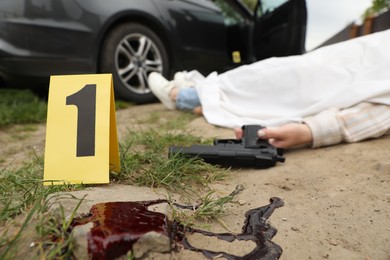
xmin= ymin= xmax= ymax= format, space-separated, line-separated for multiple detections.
xmin=257 ymin=128 xmax=280 ymax=139
xmin=258 ymin=128 xmax=289 ymax=148
xmin=234 ymin=127 xmax=288 ymax=148
xmin=258 ymin=124 xmax=313 ymax=149
xmin=234 ymin=128 xmax=243 ymax=139
xmin=234 ymin=124 xmax=313 ymax=149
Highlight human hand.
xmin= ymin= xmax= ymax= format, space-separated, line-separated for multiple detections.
xmin=234 ymin=123 xmax=313 ymax=149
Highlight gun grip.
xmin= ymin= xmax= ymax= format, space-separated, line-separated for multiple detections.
xmin=242 ymin=125 xmax=265 ymax=148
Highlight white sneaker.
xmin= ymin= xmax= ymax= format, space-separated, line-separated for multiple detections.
xmin=173 ymin=71 xmax=194 ymax=89
xmin=148 ymin=72 xmax=176 ymax=110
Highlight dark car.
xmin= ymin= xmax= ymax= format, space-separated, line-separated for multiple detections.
xmin=0 ymin=0 xmax=306 ymax=103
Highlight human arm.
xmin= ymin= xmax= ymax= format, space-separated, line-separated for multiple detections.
xmin=303 ymin=102 xmax=390 ymax=148
xmin=234 ymin=123 xmax=313 ymax=148
xmin=235 ymin=103 xmax=390 ymax=149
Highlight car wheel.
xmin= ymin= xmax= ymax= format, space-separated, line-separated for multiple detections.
xmin=99 ymin=23 xmax=169 ymax=103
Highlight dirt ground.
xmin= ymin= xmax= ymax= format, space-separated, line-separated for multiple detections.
xmin=1 ymin=103 xmax=390 ymax=260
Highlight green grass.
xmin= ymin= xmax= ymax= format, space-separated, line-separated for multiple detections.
xmin=115 ymin=128 xmax=227 ymax=191
xmin=0 ymin=89 xmax=47 ymax=128
xmin=170 ymin=184 xmax=244 ymax=227
xmin=0 ymin=90 xmax=234 ymax=259
xmin=0 ymin=132 xmax=230 ymax=258
xmin=0 ymin=154 xmax=84 ymax=224
xmin=0 ymin=88 xmax=134 ymax=129
xmin=33 ymin=194 xmax=86 ymax=259
xmin=0 ymin=154 xmax=85 ymax=259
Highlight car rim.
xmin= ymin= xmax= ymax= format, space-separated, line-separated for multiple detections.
xmin=115 ymin=33 xmax=163 ymax=94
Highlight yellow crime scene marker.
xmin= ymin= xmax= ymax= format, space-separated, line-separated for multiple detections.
xmin=44 ymin=74 xmax=120 ymax=185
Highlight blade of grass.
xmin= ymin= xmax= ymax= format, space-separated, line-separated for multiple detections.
xmin=0 ymin=200 xmax=41 ymax=259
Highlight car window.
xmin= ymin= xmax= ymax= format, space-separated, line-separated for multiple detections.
xmin=260 ymin=0 xmax=289 ymax=14
xmin=240 ymin=0 xmax=258 ymax=11
xmin=212 ymin=0 xmax=245 ymax=25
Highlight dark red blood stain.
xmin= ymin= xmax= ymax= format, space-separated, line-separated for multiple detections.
xmin=71 ymin=197 xmax=284 ymax=260
xmin=72 ymin=200 xmax=170 ymax=260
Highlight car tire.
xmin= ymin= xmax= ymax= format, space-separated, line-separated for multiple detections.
xmin=99 ymin=23 xmax=169 ymax=104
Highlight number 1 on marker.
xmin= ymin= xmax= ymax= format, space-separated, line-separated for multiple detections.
xmin=66 ymin=84 xmax=97 ymax=157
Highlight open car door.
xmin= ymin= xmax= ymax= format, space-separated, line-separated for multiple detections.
xmin=254 ymin=0 xmax=307 ymax=60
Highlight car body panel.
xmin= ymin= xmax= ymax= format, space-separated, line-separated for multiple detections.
xmin=254 ymin=0 xmax=307 ymax=60
xmin=0 ymin=0 xmax=167 ymax=80
xmin=154 ymin=0 xmax=229 ymax=72
xmin=0 ymin=0 xmax=307 ymax=101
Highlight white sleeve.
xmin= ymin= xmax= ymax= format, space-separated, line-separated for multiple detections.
xmin=303 ymin=103 xmax=390 ymax=148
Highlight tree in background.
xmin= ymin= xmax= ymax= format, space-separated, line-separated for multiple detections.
xmin=364 ymin=0 xmax=390 ymax=17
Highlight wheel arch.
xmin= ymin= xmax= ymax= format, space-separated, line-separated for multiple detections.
xmin=95 ymin=11 xmax=175 ymax=76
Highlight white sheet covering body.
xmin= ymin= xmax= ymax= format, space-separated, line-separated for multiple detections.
xmin=188 ymin=30 xmax=390 ymax=128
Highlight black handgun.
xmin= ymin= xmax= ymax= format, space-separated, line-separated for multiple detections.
xmin=169 ymin=125 xmax=285 ymax=169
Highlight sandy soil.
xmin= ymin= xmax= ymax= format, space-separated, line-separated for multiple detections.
xmin=1 ymin=103 xmax=390 ymax=260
